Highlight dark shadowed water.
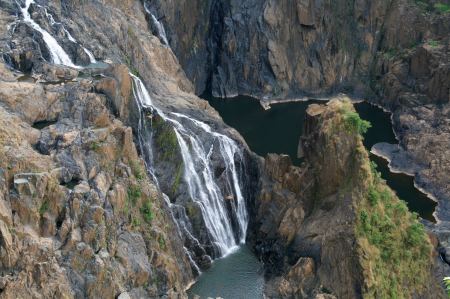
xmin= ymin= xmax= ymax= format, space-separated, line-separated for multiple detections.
xmin=187 ymin=246 xmax=264 ymax=299
xmin=205 ymin=95 xmax=436 ymax=221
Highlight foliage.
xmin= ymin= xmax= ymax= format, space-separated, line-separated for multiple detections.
xmin=155 ymin=120 xmax=179 ymax=160
xmin=443 ymin=277 xmax=450 ymax=296
xmin=131 ymin=160 xmax=145 ymax=180
xmin=414 ymin=0 xmax=450 ymax=13
xmin=171 ymin=163 xmax=183 ymax=195
xmin=140 ymin=200 xmax=154 ymax=223
xmin=131 ymin=217 xmax=141 ymax=228
xmin=39 ymin=201 xmax=49 ymax=216
xmin=357 ymin=157 xmax=432 ymax=298
xmin=427 ymin=39 xmax=440 ymax=48
xmin=90 ymin=141 xmax=101 ymax=151
xmin=127 ymin=185 xmax=142 ymax=206
xmin=158 ymin=235 xmax=166 ymax=250
xmin=342 ymin=110 xmax=372 ymax=135
xmin=434 ymin=3 xmax=450 ymax=13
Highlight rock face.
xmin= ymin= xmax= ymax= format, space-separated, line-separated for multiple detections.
xmin=0 ymin=60 xmax=195 ymax=297
xmin=0 ymin=0 xmax=260 ymax=296
xmin=153 ymin=0 xmax=450 ymax=278
xmin=251 ymin=99 xmax=445 ymax=298
xmin=148 ymin=0 xmax=391 ymax=98
xmin=0 ymin=0 xmax=215 ymax=297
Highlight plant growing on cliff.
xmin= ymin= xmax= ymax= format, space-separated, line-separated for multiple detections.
xmin=434 ymin=3 xmax=450 ymax=13
xmin=127 ymin=185 xmax=142 ymax=206
xmin=342 ymin=110 xmax=372 ymax=135
xmin=39 ymin=200 xmax=49 ymax=216
xmin=155 ymin=120 xmax=179 ymax=160
xmin=140 ymin=200 xmax=154 ymax=223
xmin=356 ymin=160 xmax=432 ymax=298
xmin=443 ymin=277 xmax=450 ymax=296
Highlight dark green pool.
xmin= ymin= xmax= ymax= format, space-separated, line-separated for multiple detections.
xmin=205 ymin=95 xmax=436 ymax=222
xmin=187 ymin=246 xmax=264 ymax=299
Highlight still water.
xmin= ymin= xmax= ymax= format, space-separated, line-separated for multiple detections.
xmin=187 ymin=246 xmax=264 ymax=299
xmin=205 ymin=95 xmax=436 ymax=221
xmin=188 ymin=95 xmax=437 ymax=298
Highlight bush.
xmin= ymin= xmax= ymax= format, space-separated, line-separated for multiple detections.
xmin=39 ymin=201 xmax=49 ymax=216
xmin=434 ymin=3 xmax=450 ymax=13
xmin=406 ymin=222 xmax=426 ymax=246
xmin=427 ymin=39 xmax=440 ymax=48
xmin=155 ymin=122 xmax=179 ymax=160
xmin=368 ymin=186 xmax=380 ymax=206
xmin=140 ymin=200 xmax=154 ymax=223
xmin=342 ymin=111 xmax=372 ymax=135
xmin=127 ymin=185 xmax=142 ymax=206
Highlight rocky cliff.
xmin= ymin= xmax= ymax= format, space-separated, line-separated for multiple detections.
xmin=0 ymin=0 xmax=247 ymax=297
xmin=251 ymin=98 xmax=445 ymax=298
xmin=151 ymin=0 xmax=450 ymax=273
xmin=0 ymin=60 xmax=195 ymax=297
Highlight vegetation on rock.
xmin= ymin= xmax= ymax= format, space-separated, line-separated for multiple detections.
xmin=355 ymin=141 xmax=433 ymax=298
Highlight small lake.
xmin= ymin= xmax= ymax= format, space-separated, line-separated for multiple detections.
xmin=187 ymin=245 xmax=264 ymax=299
xmin=205 ymin=94 xmax=436 ymax=222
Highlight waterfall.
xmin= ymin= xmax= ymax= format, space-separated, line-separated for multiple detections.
xmin=20 ymin=0 xmax=78 ymax=68
xmin=144 ymin=3 xmax=169 ymax=46
xmin=171 ymin=113 xmax=249 ymax=244
xmin=130 ymin=73 xmax=159 ymax=185
xmin=129 ymin=74 xmax=249 ymax=257
xmin=20 ymin=0 xmax=96 ymax=66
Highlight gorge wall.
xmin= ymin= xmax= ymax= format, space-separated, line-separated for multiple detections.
xmin=251 ymin=98 xmax=445 ymax=298
xmin=150 ymin=0 xmax=450 ymax=269
xmin=0 ymin=0 xmax=448 ymax=298
xmin=0 ymin=0 xmax=259 ymax=297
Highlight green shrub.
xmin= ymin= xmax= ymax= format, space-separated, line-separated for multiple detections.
xmin=39 ymin=201 xmax=49 ymax=216
xmin=90 ymin=141 xmax=101 ymax=151
xmin=172 ymin=163 xmax=183 ymax=194
xmin=155 ymin=123 xmax=179 ymax=160
xmin=158 ymin=235 xmax=166 ymax=250
xmin=132 ymin=160 xmax=145 ymax=180
xmin=406 ymin=222 xmax=426 ymax=246
xmin=443 ymin=277 xmax=450 ymax=296
xmin=434 ymin=3 xmax=450 ymax=13
xmin=131 ymin=217 xmax=141 ymax=227
xmin=368 ymin=186 xmax=380 ymax=206
xmin=127 ymin=185 xmax=142 ymax=206
xmin=427 ymin=39 xmax=440 ymax=48
xmin=343 ymin=111 xmax=372 ymax=135
xmin=414 ymin=0 xmax=431 ymax=11
xmin=140 ymin=200 xmax=154 ymax=223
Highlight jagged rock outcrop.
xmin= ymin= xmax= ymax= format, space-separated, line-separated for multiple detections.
xmin=0 ymin=60 xmax=195 ymax=297
xmin=251 ymin=98 xmax=445 ymax=298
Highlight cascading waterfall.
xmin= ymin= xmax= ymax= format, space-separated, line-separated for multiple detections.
xmin=172 ymin=113 xmax=249 ymax=243
xmin=20 ymin=0 xmax=77 ymax=67
xmin=20 ymin=0 xmax=96 ymax=66
xmin=143 ymin=3 xmax=169 ymax=46
xmin=129 ymin=74 xmax=249 ymax=258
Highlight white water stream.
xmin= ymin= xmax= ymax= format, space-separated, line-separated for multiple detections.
xmin=20 ymin=0 xmax=96 ymax=66
xmin=130 ymin=75 xmax=249 ymax=257
xmin=144 ymin=3 xmax=169 ymax=46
